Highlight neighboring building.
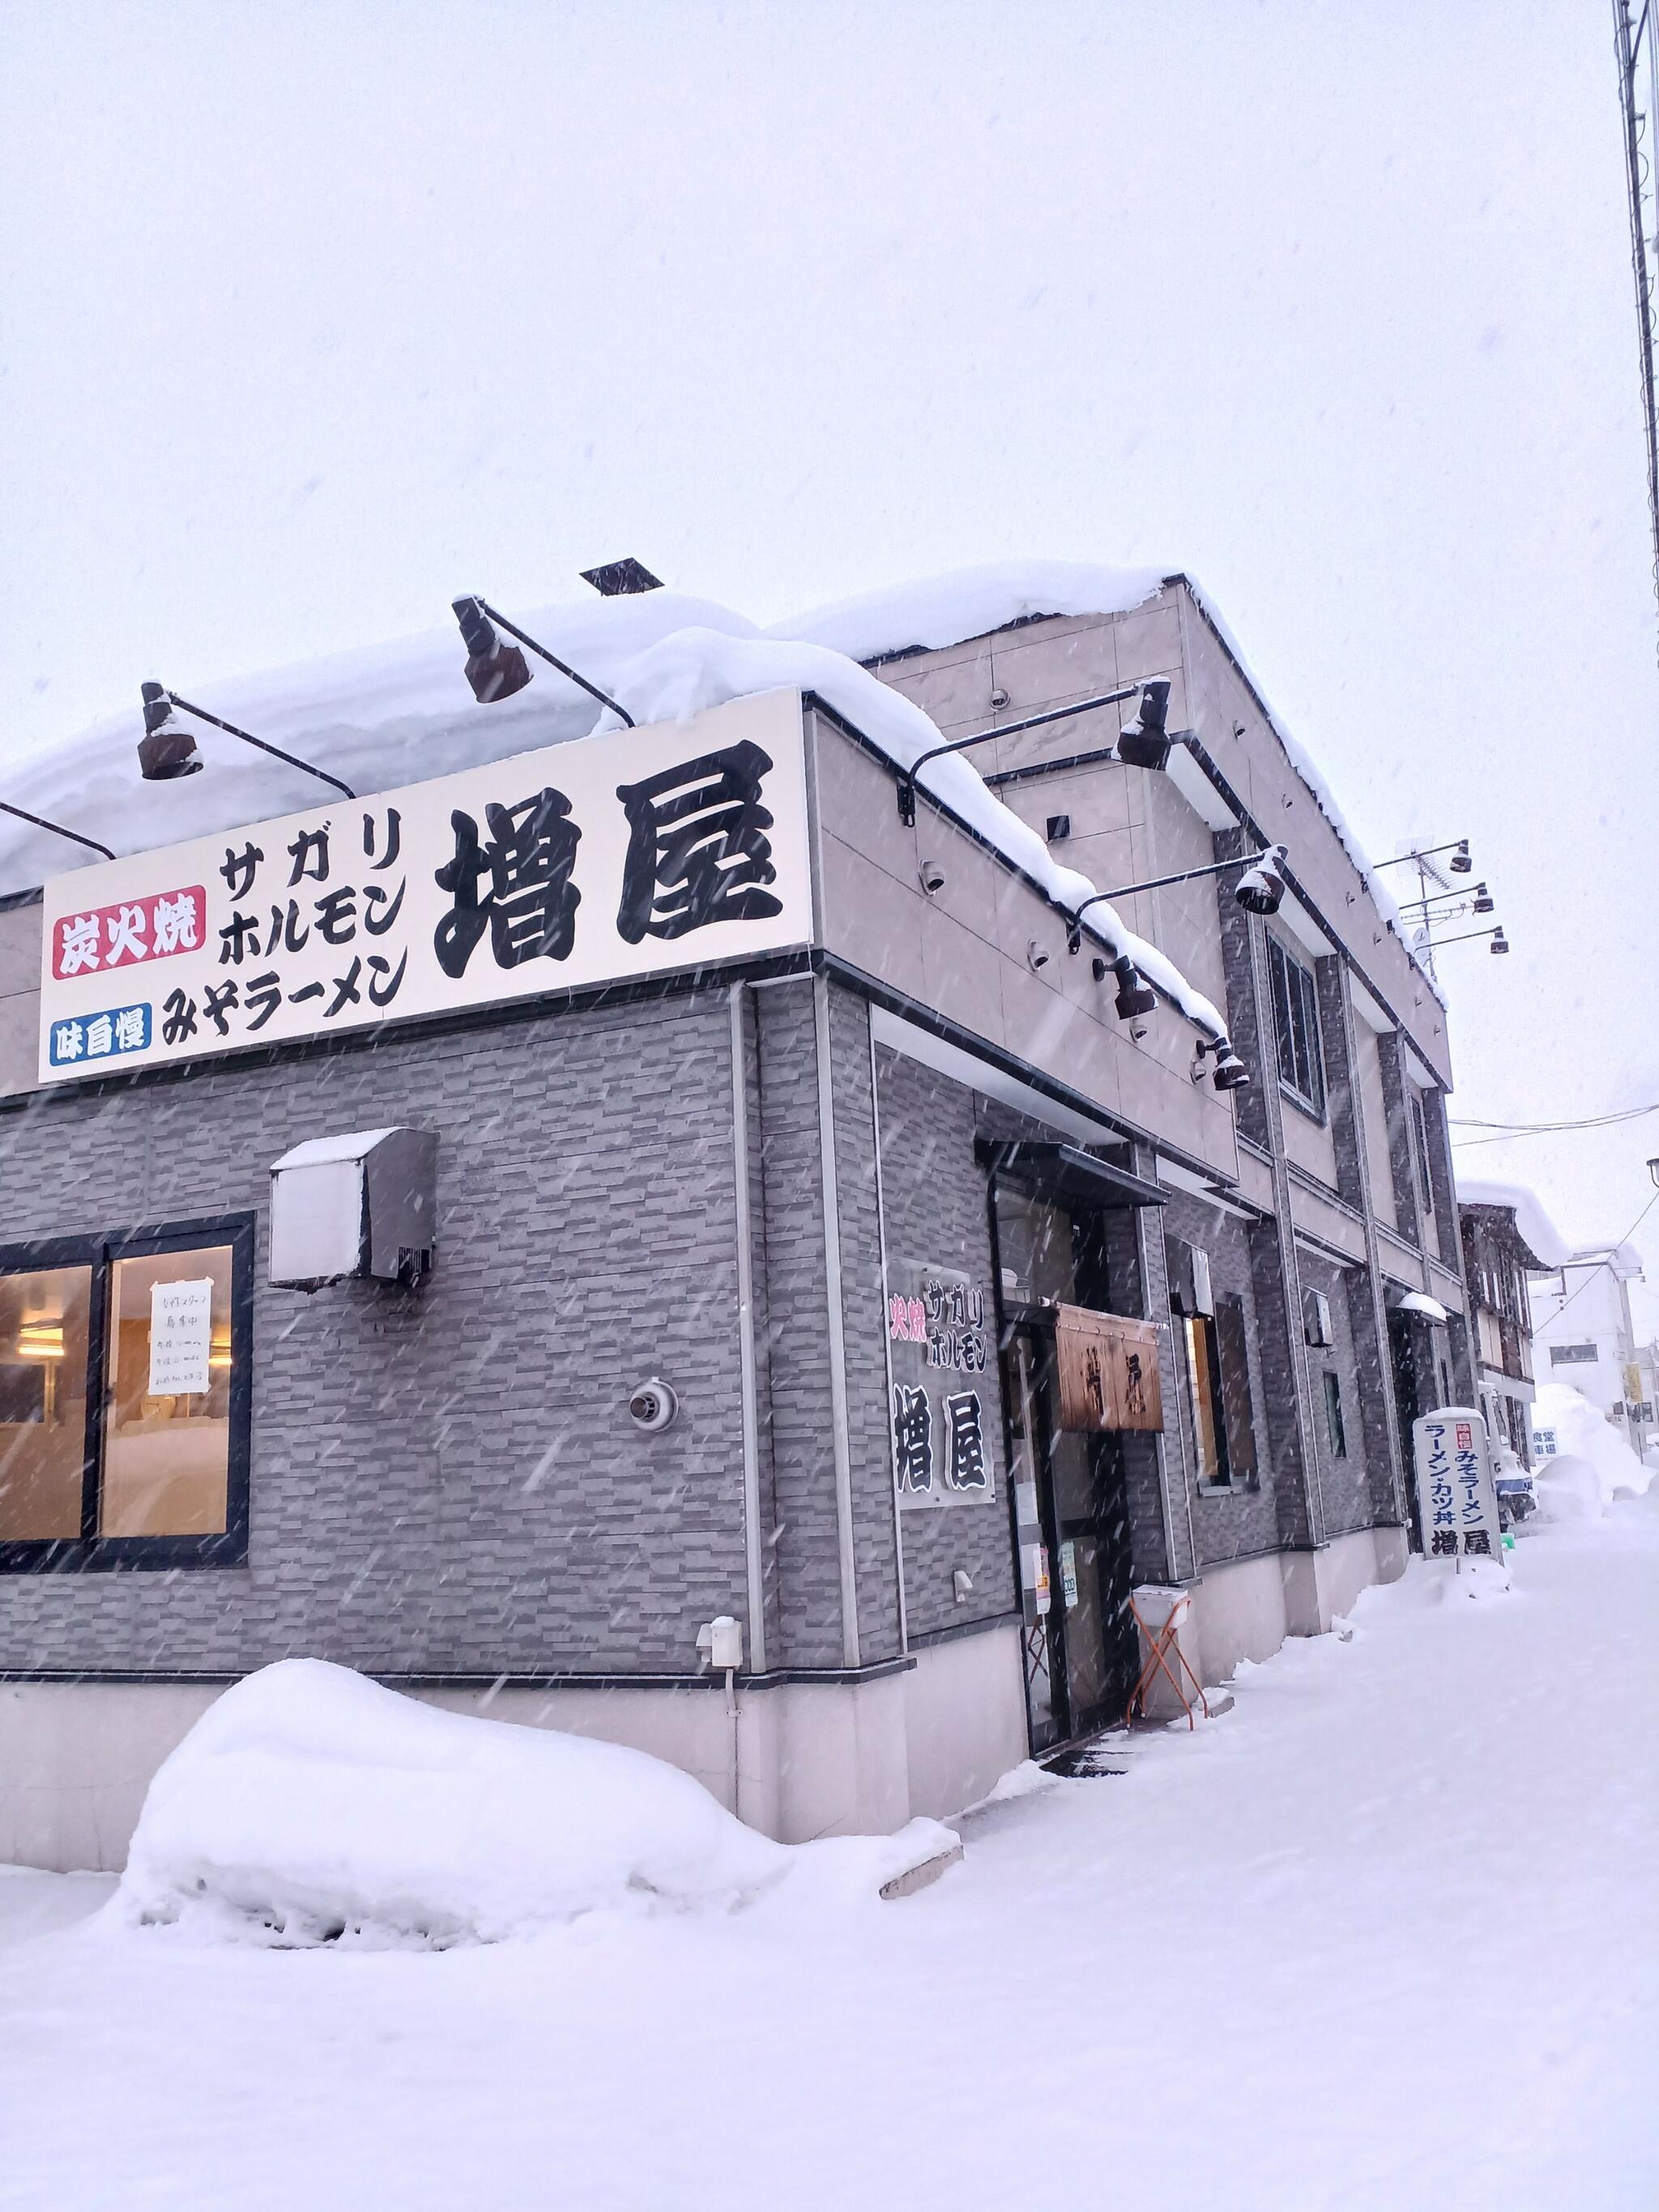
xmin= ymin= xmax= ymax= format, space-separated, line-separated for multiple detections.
xmin=1529 ymin=1242 xmax=1653 ymax=1459
xmin=0 ymin=563 xmax=1479 ymax=1869
xmin=1456 ymin=1179 xmax=1570 ymax=1464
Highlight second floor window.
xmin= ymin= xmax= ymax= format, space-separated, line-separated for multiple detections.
xmin=1267 ymin=936 xmax=1324 ymax=1115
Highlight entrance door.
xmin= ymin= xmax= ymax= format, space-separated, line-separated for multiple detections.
xmin=1004 ymin=1315 xmax=1139 ymax=1750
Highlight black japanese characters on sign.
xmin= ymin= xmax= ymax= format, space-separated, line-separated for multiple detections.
xmin=171 ymin=803 xmax=415 ymax=1049
xmin=616 ymin=739 xmax=783 ymax=943
xmin=41 ymin=694 xmax=812 ymax=1085
xmin=434 ymin=790 xmax=582 ymax=978
xmin=888 ymin=1264 xmax=996 ymax=1511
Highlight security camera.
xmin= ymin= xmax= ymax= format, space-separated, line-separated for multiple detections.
xmin=1026 ymin=940 xmax=1050 ymax=972
xmin=919 ymin=859 xmax=947 ymax=896
xmin=628 ymin=1378 xmax=678 ymax=1433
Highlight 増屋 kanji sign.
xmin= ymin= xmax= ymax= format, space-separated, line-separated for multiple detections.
xmin=38 ymin=691 xmax=812 ymax=1084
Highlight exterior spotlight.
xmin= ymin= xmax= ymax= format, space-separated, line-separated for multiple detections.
xmin=1471 ymin=884 xmax=1494 ymax=914
xmin=1450 ymin=840 xmax=1473 ymax=874
xmin=451 ymin=595 xmax=633 ymax=725
xmin=919 ymin=859 xmax=947 ymax=896
xmin=1115 ymin=680 xmax=1173 ymax=771
xmin=1026 ymin=940 xmax=1051 ymax=973
xmin=138 ymin=683 xmax=203 ymax=781
xmin=1111 ymin=957 xmax=1157 ymax=1020
xmin=1234 ymin=844 xmax=1289 ymax=916
xmin=1490 ymin=927 xmax=1508 ymax=955
xmin=1213 ymin=1046 xmax=1251 ymax=1091
xmin=1647 ymin=1157 xmax=1659 ymax=1191
xmin=453 ymin=597 xmax=531 ymax=703
xmin=138 ymin=684 xmax=354 ymax=798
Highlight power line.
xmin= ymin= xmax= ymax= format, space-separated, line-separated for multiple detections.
xmin=1535 ymin=1187 xmax=1659 ymax=1326
xmin=1448 ymin=1100 xmax=1659 ymax=1139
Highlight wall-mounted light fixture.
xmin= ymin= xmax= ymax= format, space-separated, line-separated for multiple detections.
xmin=919 ymin=859 xmax=947 ymax=896
xmin=1375 ymin=837 xmax=1473 ymax=877
xmin=1065 ymin=844 xmax=1290 ymax=954
xmin=0 ymin=802 xmax=113 ymax=862
xmin=895 ymin=680 xmax=1178 ymax=825
xmin=14 ymin=1319 xmax=65 ymax=1360
xmin=451 ymin=596 xmax=634 ymax=726
xmin=1431 ymin=924 xmax=1509 ymax=956
xmin=1107 ymin=955 xmax=1156 ymax=1020
xmin=138 ymin=684 xmax=356 ymax=799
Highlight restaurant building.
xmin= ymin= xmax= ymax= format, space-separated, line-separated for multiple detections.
xmin=0 ymin=565 xmax=1477 ymax=1868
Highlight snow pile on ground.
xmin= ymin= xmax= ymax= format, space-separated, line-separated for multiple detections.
xmin=595 ymin=628 xmax=1229 ymax=1042
xmin=1456 ymin=1178 xmax=1573 ymax=1269
xmin=113 ymin=1660 xmax=956 ymax=1946
xmin=770 ymin=560 xmax=1166 ymax=664
xmin=1531 ymin=1382 xmax=1654 ymax=1520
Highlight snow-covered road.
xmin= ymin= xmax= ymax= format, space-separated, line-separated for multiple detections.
xmin=2 ymin=1503 xmax=1654 ymax=2211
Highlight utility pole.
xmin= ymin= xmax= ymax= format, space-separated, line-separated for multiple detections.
xmin=1613 ymin=0 xmax=1659 ymax=653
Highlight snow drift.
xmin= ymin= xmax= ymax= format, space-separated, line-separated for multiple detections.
xmin=1531 ymin=1383 xmax=1654 ymax=1521
xmin=113 ymin=1660 xmax=957 ymax=1946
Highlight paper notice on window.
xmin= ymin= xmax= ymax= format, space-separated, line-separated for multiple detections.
xmin=148 ymin=1277 xmax=215 ymax=1396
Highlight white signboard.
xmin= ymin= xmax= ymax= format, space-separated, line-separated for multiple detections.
xmin=38 ymin=690 xmax=812 ymax=1084
xmin=1412 ymin=1406 xmax=1504 ymax=1565
xmin=148 ymin=1277 xmax=214 ymax=1396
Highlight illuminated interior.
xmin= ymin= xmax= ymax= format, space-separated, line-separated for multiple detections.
xmin=0 ymin=1266 xmax=92 ymax=1541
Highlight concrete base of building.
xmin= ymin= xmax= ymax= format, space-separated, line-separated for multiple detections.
xmin=0 ymin=1622 xmax=1032 ymax=1873
xmin=1191 ymin=1524 xmax=1410 ymax=1690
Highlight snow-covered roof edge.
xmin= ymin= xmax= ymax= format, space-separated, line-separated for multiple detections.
xmin=1456 ymin=1178 xmax=1573 ymax=1271
xmin=770 ymin=560 xmax=1166 ymax=666
xmin=591 ymin=628 xmax=1230 ymax=1044
xmin=1170 ymin=576 xmax=1445 ymax=1010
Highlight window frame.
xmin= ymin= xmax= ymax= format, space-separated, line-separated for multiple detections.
xmin=1266 ymin=934 xmax=1325 ymax=1119
xmin=1182 ymin=1311 xmax=1234 ymax=1490
xmin=0 ymin=1213 xmax=254 ymax=1574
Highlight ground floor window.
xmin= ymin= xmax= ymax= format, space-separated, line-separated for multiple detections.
xmin=0 ymin=1217 xmax=252 ymax=1569
xmin=1183 ymin=1313 xmax=1230 ymax=1485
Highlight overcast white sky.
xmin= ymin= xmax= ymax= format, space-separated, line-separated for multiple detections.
xmin=3 ymin=1 xmax=1657 ymax=1324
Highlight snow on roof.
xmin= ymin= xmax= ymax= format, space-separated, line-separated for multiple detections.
xmin=591 ymin=626 xmax=1228 ymax=1041
xmin=1560 ymin=1242 xmax=1646 ymax=1281
xmin=771 ymin=562 xmax=1439 ymax=1004
xmin=1456 ymin=1178 xmax=1573 ymax=1271
xmin=4 ymin=554 xmax=1437 ymax=1051
xmin=0 ymin=590 xmax=760 ymax=891
xmin=770 ymin=560 xmax=1166 ymax=665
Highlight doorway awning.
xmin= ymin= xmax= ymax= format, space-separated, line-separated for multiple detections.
xmin=975 ymin=1139 xmax=1167 ymax=1209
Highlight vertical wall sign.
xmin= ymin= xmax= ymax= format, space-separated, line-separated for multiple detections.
xmin=39 ymin=691 xmax=812 ymax=1084
xmin=887 ymin=1263 xmax=997 ymax=1511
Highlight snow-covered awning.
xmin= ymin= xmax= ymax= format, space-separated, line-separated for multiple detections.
xmin=1392 ymin=1290 xmax=1451 ymax=1323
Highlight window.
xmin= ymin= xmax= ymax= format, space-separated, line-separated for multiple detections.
xmin=1550 ymin=1342 xmax=1597 ymax=1367
xmin=1183 ymin=1313 xmax=1230 ymax=1485
xmin=1215 ymin=1294 xmax=1258 ymax=1485
xmin=0 ymin=1218 xmax=251 ymax=1571
xmin=1322 ymin=1370 xmax=1347 ymax=1459
xmin=1267 ymin=936 xmax=1324 ymax=1115
xmin=1410 ymin=1091 xmax=1435 ymax=1214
